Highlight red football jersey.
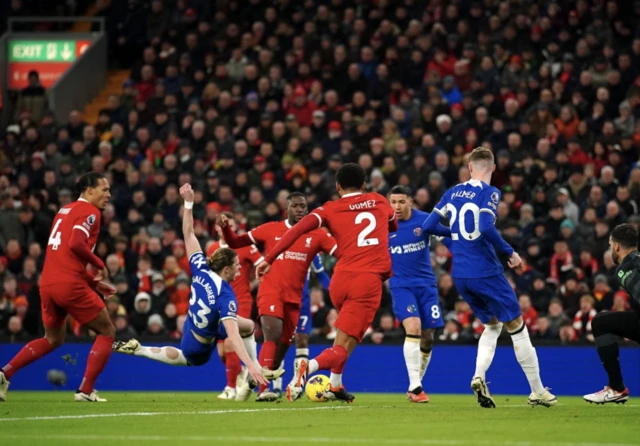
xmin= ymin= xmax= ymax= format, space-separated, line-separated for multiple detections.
xmin=40 ymin=199 xmax=102 ymax=286
xmin=207 ymin=240 xmax=263 ymax=300
xmin=311 ymin=192 xmax=395 ymax=278
xmin=249 ymin=220 xmax=336 ymax=303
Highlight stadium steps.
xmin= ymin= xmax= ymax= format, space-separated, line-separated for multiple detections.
xmin=82 ymin=70 xmax=130 ymax=124
xmin=72 ymin=1 xmax=99 ymax=33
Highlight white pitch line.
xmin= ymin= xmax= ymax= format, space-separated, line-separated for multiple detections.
xmin=0 ymin=405 xmax=353 ymax=422
xmin=0 ymin=434 xmax=636 ymax=446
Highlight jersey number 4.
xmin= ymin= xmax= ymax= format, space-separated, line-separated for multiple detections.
xmin=48 ymin=219 xmax=63 ymax=250
xmin=446 ymin=203 xmax=481 ymax=241
xmin=355 ymin=212 xmax=379 ymax=247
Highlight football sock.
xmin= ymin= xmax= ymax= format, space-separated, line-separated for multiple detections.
xmin=420 ymin=348 xmax=432 ymax=380
xmin=310 ymin=345 xmax=347 ymax=375
xmin=2 ymin=337 xmax=55 ymax=380
xmin=595 ymin=333 xmax=626 ymax=392
xmin=403 ymin=335 xmax=422 ymax=391
xmin=79 ymin=335 xmax=114 ymax=394
xmin=225 ymin=352 xmax=241 ymax=389
xmin=509 ymin=323 xmax=545 ymax=395
xmin=330 ymin=373 xmax=343 ymax=388
xmin=474 ymin=323 xmax=502 ymax=380
xmin=242 ymin=332 xmax=260 ymax=367
xmin=258 ymin=340 xmax=277 ymax=394
xmin=134 ymin=345 xmax=188 ymax=365
xmin=274 ymin=362 xmax=284 ymax=390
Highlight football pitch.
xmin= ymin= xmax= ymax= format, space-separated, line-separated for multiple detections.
xmin=1 ymin=393 xmax=640 ymax=446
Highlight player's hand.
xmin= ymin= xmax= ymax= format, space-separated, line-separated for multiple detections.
xmin=255 ymin=261 xmax=271 ymax=280
xmin=93 ymin=267 xmax=109 ymax=282
xmin=508 ymin=252 xmax=523 ymax=272
xmin=179 ymin=183 xmax=195 ymax=203
xmin=96 ymin=281 xmax=116 ymax=298
xmin=248 ymin=364 xmax=269 ymax=386
xmin=216 ymin=213 xmax=229 ymax=228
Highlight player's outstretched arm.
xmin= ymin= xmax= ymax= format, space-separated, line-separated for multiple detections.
xmin=179 ymin=183 xmax=201 ymax=257
xmin=218 ymin=214 xmax=253 ymax=248
xmin=421 ymin=211 xmax=452 ymax=238
xmin=222 ymin=319 xmax=268 ymax=386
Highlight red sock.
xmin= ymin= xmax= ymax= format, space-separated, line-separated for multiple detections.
xmin=314 ymin=345 xmax=348 ymax=371
xmin=331 ymin=356 xmax=347 ymax=375
xmin=258 ymin=340 xmax=277 ymax=393
xmin=79 ymin=335 xmax=113 ymax=394
xmin=2 ymin=338 xmax=54 ymax=380
xmin=225 ymin=351 xmax=242 ymax=389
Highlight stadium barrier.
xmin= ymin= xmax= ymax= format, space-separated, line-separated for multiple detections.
xmin=1 ymin=343 xmax=638 ymax=395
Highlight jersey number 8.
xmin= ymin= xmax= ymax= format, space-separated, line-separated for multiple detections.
xmin=446 ymin=203 xmax=481 ymax=241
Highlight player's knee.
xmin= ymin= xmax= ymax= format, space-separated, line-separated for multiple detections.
xmin=591 ymin=312 xmax=607 ymax=335
xmin=99 ymin=322 xmax=116 ymax=339
xmin=45 ymin=335 xmax=64 ymax=350
xmin=239 ymin=319 xmax=255 ymax=337
xmin=402 ymin=318 xmax=421 ymax=336
xmin=504 ymin=316 xmax=523 ymax=332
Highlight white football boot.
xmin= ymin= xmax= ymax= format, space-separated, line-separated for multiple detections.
xmin=285 ymin=358 xmax=308 ymax=402
xmin=529 ymin=388 xmax=557 ymax=407
xmin=470 ymin=376 xmax=496 ymax=408
xmin=217 ymin=386 xmax=237 ymax=400
xmin=112 ymin=339 xmax=141 ymax=355
xmin=583 ymin=386 xmax=629 ymax=405
xmin=75 ymin=390 xmax=107 ymax=402
xmin=0 ymin=371 xmax=10 ymax=402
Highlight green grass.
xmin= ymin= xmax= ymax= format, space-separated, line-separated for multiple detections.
xmin=1 ymin=392 xmax=640 ymax=445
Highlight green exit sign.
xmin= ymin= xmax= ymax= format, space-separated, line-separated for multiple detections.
xmin=9 ymin=40 xmax=78 ymax=62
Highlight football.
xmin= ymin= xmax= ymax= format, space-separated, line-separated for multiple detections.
xmin=305 ymin=374 xmax=330 ymax=402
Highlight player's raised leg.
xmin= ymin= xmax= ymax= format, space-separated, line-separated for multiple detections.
xmin=113 ymin=338 xmax=189 ymax=365
xmin=76 ymin=307 xmax=116 ymax=402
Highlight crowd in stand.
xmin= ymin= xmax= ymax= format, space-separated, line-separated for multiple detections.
xmin=2 ymin=0 xmax=640 ymax=345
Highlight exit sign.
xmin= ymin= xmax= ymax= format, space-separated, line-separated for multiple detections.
xmin=9 ymin=40 xmax=91 ymax=63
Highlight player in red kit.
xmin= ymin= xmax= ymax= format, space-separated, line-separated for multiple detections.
xmin=256 ymin=163 xmax=397 ymax=402
xmin=219 ymin=192 xmax=337 ymax=402
xmin=207 ymin=212 xmax=264 ymax=401
xmin=0 ymin=172 xmax=116 ymax=403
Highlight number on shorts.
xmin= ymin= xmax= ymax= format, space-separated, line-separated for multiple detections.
xmin=299 ymin=315 xmax=308 ymax=329
xmin=191 ymin=298 xmax=211 ymax=329
xmin=431 ymin=305 xmax=441 ymax=319
xmin=355 ymin=212 xmax=379 ymax=247
xmin=447 ymin=203 xmax=481 ymax=241
xmin=48 ymin=219 xmax=63 ymax=250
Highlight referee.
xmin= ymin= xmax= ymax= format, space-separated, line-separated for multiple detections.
xmin=584 ymin=224 xmax=640 ymax=405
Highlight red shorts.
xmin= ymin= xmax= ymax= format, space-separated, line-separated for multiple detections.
xmin=257 ymin=291 xmax=300 ymax=345
xmin=40 ymin=282 xmax=105 ymax=329
xmin=329 ymin=271 xmax=383 ymax=343
xmin=236 ymin=293 xmax=254 ymax=319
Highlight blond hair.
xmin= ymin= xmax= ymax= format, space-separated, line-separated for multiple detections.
xmin=207 ymin=247 xmax=238 ymax=273
xmin=469 ymin=147 xmax=494 ymax=171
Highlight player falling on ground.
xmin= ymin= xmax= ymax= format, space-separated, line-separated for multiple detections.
xmin=113 ymin=184 xmax=277 ymax=389
xmin=1 ymin=172 xmax=116 ymax=402
xmin=583 ymin=224 xmax=640 ymax=405
xmin=257 ymin=163 xmax=398 ymax=403
xmin=388 ymin=185 xmax=448 ymax=403
xmin=422 ymin=147 xmax=556 ymax=408
xmin=272 ymin=254 xmax=331 ymax=397
xmin=207 ymin=212 xmax=264 ymax=401
xmin=219 ymin=192 xmax=337 ymax=402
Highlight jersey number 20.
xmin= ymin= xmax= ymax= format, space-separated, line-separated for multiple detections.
xmin=447 ymin=203 xmax=481 ymax=241
xmin=355 ymin=212 xmax=379 ymax=247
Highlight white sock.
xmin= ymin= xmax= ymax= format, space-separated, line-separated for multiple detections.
xmin=403 ymin=336 xmax=422 ymax=391
xmin=330 ymin=373 xmax=342 ymax=388
xmin=308 ymin=359 xmax=319 ymax=374
xmin=274 ymin=362 xmax=284 ymax=390
xmin=241 ymin=333 xmax=260 ymax=367
xmin=420 ymin=350 xmax=432 ymax=380
xmin=135 ymin=346 xmax=187 ymax=366
xmin=510 ymin=323 xmax=545 ymax=395
xmin=295 ymin=347 xmax=309 ymax=358
xmin=474 ymin=323 xmax=502 ymax=380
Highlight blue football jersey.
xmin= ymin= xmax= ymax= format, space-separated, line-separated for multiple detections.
xmin=388 ymin=209 xmax=436 ymax=288
xmin=433 ymin=179 xmax=503 ymax=279
xmin=187 ymin=251 xmax=238 ymax=339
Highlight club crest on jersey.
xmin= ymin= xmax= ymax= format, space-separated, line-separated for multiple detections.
xmin=413 ymin=227 xmax=422 ymax=236
xmin=87 ymin=214 xmax=96 ymax=225
xmin=305 ymin=237 xmax=312 ymax=248
xmin=491 ymin=192 xmax=499 ymax=204
xmin=407 ymin=304 xmax=417 ymax=314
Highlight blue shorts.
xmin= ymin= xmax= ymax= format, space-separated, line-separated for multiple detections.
xmin=297 ymin=287 xmax=312 ymax=335
xmin=391 ymin=286 xmax=444 ymax=329
xmin=180 ymin=318 xmax=228 ymax=366
xmin=454 ymin=274 xmax=520 ymax=324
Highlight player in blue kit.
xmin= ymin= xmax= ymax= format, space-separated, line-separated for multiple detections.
xmin=113 ymin=184 xmax=282 ymax=390
xmin=422 ymin=148 xmax=557 ymax=408
xmin=388 ymin=186 xmax=446 ymax=403
xmin=268 ymin=255 xmax=331 ymax=400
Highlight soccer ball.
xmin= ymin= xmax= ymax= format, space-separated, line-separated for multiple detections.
xmin=305 ymin=374 xmax=330 ymax=402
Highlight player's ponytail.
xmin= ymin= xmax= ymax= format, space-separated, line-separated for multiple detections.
xmin=75 ymin=172 xmax=107 ymax=196
xmin=208 ymin=247 xmax=238 ymax=274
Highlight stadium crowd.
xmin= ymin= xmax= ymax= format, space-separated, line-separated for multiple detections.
xmin=1 ymin=0 xmax=640 ymax=346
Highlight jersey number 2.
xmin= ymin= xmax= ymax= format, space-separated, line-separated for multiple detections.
xmin=355 ymin=212 xmax=379 ymax=247
xmin=48 ymin=219 xmax=63 ymax=250
xmin=447 ymin=203 xmax=481 ymax=241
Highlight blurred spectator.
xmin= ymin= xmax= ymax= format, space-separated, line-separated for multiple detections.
xmin=143 ymin=314 xmax=168 ymax=338
xmin=367 ymin=313 xmax=404 ymax=345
